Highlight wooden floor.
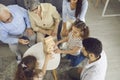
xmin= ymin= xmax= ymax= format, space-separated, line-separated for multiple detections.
xmin=0 ymin=1 xmax=120 ymax=80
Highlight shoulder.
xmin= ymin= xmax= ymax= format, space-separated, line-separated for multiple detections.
xmin=82 ymin=0 xmax=88 ymax=4
xmin=7 ymin=5 xmax=21 ymax=10
xmin=41 ymin=3 xmax=56 ymax=10
xmin=7 ymin=5 xmax=26 ymax=13
xmin=63 ymin=0 xmax=68 ymax=4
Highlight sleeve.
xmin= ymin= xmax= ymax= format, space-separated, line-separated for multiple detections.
xmin=0 ymin=29 xmax=18 ymax=44
xmin=50 ymin=4 xmax=61 ymax=23
xmin=17 ymin=5 xmax=31 ymax=28
xmin=62 ymin=0 xmax=68 ymax=22
xmin=28 ymin=12 xmax=40 ymax=32
xmin=79 ymin=0 xmax=88 ymax=22
xmin=83 ymin=72 xmax=99 ymax=80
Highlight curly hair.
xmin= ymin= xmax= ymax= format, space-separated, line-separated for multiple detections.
xmin=14 ymin=55 xmax=37 ymax=80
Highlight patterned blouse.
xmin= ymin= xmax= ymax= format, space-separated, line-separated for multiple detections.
xmin=67 ymin=31 xmax=82 ymax=55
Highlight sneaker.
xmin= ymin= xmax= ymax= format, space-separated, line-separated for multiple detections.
xmin=16 ymin=55 xmax=22 ymax=64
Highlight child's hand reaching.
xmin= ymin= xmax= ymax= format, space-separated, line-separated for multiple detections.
xmin=54 ymin=48 xmax=62 ymax=54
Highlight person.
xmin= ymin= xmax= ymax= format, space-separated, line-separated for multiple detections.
xmin=61 ymin=0 xmax=88 ymax=37
xmin=24 ymin=0 xmax=61 ymax=42
xmin=23 ymin=36 xmax=60 ymax=80
xmin=0 ymin=4 xmax=36 ymax=63
xmin=14 ymin=54 xmax=52 ymax=80
xmin=67 ymin=37 xmax=108 ymax=80
xmin=54 ymin=19 xmax=89 ymax=66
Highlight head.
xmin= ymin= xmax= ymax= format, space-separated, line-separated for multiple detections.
xmin=0 ymin=4 xmax=13 ymax=23
xmin=24 ymin=0 xmax=40 ymax=13
xmin=82 ymin=37 xmax=102 ymax=62
xmin=72 ymin=19 xmax=89 ymax=39
xmin=14 ymin=55 xmax=37 ymax=80
xmin=67 ymin=0 xmax=82 ymax=18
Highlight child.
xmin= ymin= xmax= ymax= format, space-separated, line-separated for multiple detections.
xmin=55 ymin=19 xmax=89 ymax=66
xmin=14 ymin=54 xmax=52 ymax=80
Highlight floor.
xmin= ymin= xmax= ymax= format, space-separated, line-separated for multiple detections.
xmin=0 ymin=0 xmax=120 ymax=80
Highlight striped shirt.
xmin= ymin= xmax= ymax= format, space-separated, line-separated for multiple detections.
xmin=67 ymin=31 xmax=82 ymax=55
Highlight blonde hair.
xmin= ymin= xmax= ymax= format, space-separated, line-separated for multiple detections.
xmin=0 ymin=4 xmax=9 ymax=15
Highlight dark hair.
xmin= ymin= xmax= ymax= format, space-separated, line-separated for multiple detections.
xmin=14 ymin=55 xmax=37 ymax=80
xmin=73 ymin=19 xmax=89 ymax=39
xmin=82 ymin=37 xmax=102 ymax=57
xmin=67 ymin=0 xmax=82 ymax=18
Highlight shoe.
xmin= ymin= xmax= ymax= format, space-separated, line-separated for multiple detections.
xmin=16 ymin=55 xmax=22 ymax=64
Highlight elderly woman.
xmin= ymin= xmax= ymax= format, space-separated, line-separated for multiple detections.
xmin=24 ymin=0 xmax=61 ymax=42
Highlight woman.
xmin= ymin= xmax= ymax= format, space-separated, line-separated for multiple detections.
xmin=61 ymin=0 xmax=88 ymax=37
xmin=24 ymin=0 xmax=61 ymax=42
xmin=14 ymin=55 xmax=52 ymax=80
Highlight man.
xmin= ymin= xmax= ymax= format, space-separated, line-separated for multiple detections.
xmin=68 ymin=37 xmax=107 ymax=80
xmin=0 ymin=4 xmax=36 ymax=63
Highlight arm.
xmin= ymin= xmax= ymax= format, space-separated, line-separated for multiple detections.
xmin=0 ymin=30 xmax=18 ymax=44
xmin=79 ymin=0 xmax=88 ymax=22
xmin=62 ymin=0 xmax=68 ymax=33
xmin=41 ymin=54 xmax=52 ymax=75
xmin=50 ymin=4 xmax=61 ymax=36
xmin=56 ymin=37 xmax=68 ymax=46
xmin=18 ymin=5 xmax=31 ymax=28
xmin=0 ymin=30 xmax=29 ymax=44
xmin=55 ymin=46 xmax=80 ymax=55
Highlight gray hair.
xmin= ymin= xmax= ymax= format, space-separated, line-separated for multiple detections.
xmin=24 ymin=0 xmax=40 ymax=11
xmin=0 ymin=4 xmax=9 ymax=15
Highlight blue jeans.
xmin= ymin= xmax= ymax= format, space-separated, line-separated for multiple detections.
xmin=66 ymin=52 xmax=85 ymax=66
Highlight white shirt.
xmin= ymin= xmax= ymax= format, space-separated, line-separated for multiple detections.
xmin=80 ymin=50 xmax=107 ymax=80
xmin=62 ymin=0 xmax=88 ymax=22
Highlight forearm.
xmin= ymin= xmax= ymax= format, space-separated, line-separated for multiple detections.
xmin=54 ymin=20 xmax=60 ymax=31
xmin=42 ymin=58 xmax=49 ymax=75
xmin=57 ymin=37 xmax=68 ymax=44
xmin=63 ymin=22 xmax=67 ymax=29
xmin=60 ymin=47 xmax=80 ymax=55
xmin=0 ymin=36 xmax=18 ymax=44
xmin=60 ymin=49 xmax=77 ymax=55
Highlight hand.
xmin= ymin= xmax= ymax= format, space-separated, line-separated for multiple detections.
xmin=51 ymin=29 xmax=57 ymax=37
xmin=47 ymin=30 xmax=52 ymax=36
xmin=18 ymin=39 xmax=29 ymax=45
xmin=26 ymin=28 xmax=34 ymax=36
xmin=55 ymin=41 xmax=60 ymax=48
xmin=54 ymin=48 xmax=62 ymax=54
xmin=77 ymin=67 xmax=83 ymax=73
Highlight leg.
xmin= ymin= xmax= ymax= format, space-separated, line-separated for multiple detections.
xmin=37 ymin=32 xmax=45 ymax=42
xmin=52 ymin=69 xmax=58 ymax=80
xmin=67 ymin=68 xmax=80 ymax=80
xmin=9 ymin=43 xmax=22 ymax=60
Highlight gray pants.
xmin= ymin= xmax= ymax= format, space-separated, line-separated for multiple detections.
xmin=8 ymin=33 xmax=36 ymax=58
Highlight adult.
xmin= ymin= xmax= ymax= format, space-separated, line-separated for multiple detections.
xmin=24 ymin=0 xmax=61 ymax=42
xmin=67 ymin=37 xmax=107 ymax=80
xmin=0 ymin=4 xmax=36 ymax=63
xmin=61 ymin=0 xmax=88 ymax=37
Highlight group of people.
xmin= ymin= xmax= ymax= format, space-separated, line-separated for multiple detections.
xmin=0 ymin=0 xmax=107 ymax=80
